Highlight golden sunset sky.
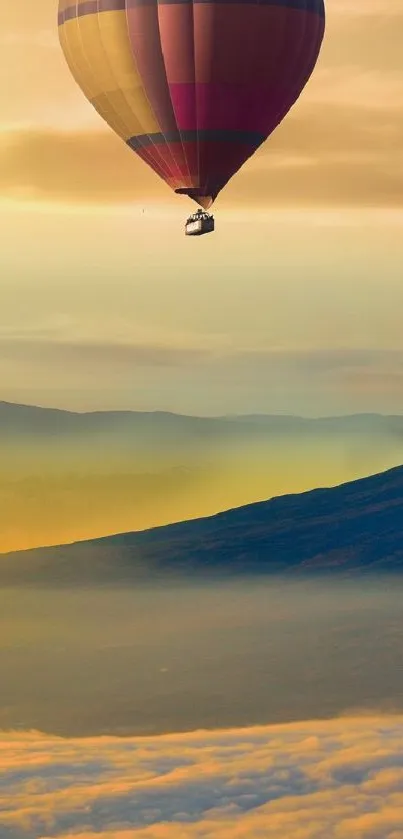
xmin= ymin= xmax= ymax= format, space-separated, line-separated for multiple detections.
xmin=1 ymin=0 xmax=403 ymax=415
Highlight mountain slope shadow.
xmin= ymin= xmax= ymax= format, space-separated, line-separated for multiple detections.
xmin=2 ymin=465 xmax=403 ymax=586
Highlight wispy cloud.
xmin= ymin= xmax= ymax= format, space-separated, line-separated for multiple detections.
xmin=0 ymin=337 xmax=210 ymax=368
xmin=2 ymin=716 xmax=403 ymax=838
xmin=2 ymin=90 xmax=402 ymax=207
xmin=3 ymin=341 xmax=403 ymax=416
xmin=2 ymin=337 xmax=403 ymax=372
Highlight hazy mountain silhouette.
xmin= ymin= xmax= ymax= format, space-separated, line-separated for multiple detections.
xmin=2 ymin=465 xmax=403 ymax=586
xmin=2 ymin=400 xmax=403 ymax=555
xmin=3 ymin=400 xmax=403 ymax=440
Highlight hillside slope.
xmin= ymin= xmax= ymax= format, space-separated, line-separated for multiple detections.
xmin=2 ymin=465 xmax=403 ymax=585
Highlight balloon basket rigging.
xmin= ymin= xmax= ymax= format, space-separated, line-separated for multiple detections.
xmin=185 ymin=209 xmax=215 ymax=237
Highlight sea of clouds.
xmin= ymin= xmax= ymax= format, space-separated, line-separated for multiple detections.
xmin=2 ymin=715 xmax=403 ymax=838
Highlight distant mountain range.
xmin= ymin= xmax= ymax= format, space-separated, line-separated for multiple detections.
xmin=2 ymin=400 xmax=403 ymax=555
xmin=2 ymin=400 xmax=403 ymax=440
xmin=2 ymin=464 xmax=403 ymax=585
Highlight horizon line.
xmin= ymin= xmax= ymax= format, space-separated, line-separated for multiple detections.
xmin=1 ymin=399 xmax=403 ymax=421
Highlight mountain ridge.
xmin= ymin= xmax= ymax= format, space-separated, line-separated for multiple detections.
xmin=2 ymin=399 xmax=403 ymax=439
xmin=2 ymin=399 xmax=403 ymax=422
xmin=2 ymin=464 xmax=403 ymax=585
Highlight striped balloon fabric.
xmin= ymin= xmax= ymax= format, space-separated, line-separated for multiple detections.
xmin=58 ymin=0 xmax=325 ymax=208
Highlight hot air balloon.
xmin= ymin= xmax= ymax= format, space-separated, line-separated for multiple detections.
xmin=58 ymin=0 xmax=325 ymax=235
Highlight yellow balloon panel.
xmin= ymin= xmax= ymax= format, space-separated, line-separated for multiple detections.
xmin=97 ymin=12 xmax=159 ymax=135
xmin=58 ymin=9 xmax=160 ymax=141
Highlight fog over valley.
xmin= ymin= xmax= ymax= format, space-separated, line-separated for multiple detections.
xmin=2 ymin=579 xmax=403 ymax=737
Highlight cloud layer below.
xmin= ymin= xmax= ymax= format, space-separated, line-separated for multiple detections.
xmin=2 ymin=716 xmax=403 ymax=838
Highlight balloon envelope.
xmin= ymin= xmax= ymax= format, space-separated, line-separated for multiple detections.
xmin=58 ymin=0 xmax=325 ymax=207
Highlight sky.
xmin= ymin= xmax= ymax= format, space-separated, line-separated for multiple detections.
xmin=2 ymin=11 xmax=403 ymax=829
xmin=1 ymin=0 xmax=403 ymax=416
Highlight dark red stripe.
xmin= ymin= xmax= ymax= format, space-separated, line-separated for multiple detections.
xmin=127 ymin=129 xmax=266 ymax=150
xmin=172 ymin=83 xmax=311 ymax=133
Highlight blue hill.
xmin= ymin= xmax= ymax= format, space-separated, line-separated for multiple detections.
xmin=2 ymin=464 xmax=403 ymax=585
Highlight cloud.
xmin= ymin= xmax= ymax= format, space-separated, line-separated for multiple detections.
xmin=3 ymin=340 xmax=403 ymax=416
xmin=3 ymin=337 xmax=403 ymax=375
xmin=0 ymin=337 xmax=210 ymax=368
xmin=0 ymin=128 xmax=169 ymax=205
xmin=4 ymin=340 xmax=403 ymax=412
xmin=2 ymin=716 xmax=403 ymax=838
xmin=2 ymin=337 xmax=403 ymax=370
xmin=1 ymin=88 xmax=402 ymax=207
